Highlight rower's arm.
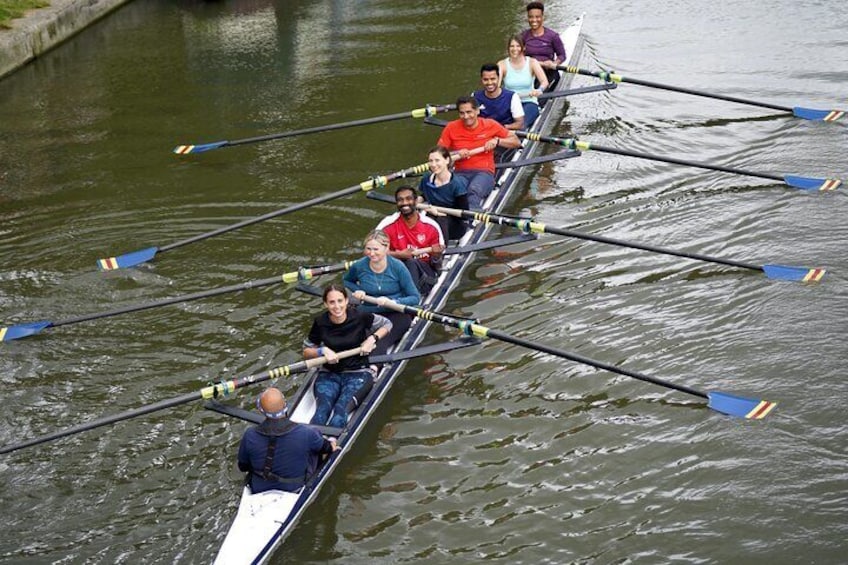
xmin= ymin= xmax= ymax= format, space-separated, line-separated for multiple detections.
xmin=498 ymin=132 xmax=522 ymax=149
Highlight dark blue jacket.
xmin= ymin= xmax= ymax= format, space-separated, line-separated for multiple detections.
xmin=237 ymin=418 xmax=331 ymax=493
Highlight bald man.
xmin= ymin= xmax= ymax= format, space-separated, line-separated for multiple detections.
xmin=237 ymin=387 xmax=339 ymax=494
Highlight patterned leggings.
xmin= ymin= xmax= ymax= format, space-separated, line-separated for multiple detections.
xmin=310 ymin=370 xmax=372 ymax=429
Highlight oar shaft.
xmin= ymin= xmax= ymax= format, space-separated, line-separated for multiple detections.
xmin=54 ymin=263 xmax=350 ymax=329
xmin=483 ymin=327 xmax=707 ymax=399
xmin=427 ymin=205 xmax=762 ymax=272
xmin=434 ymin=207 xmax=762 ymax=272
xmin=202 ymin=104 xmax=456 ymax=150
xmin=53 ymin=276 xmax=281 ymax=328
xmin=360 ymin=296 xmax=708 ymax=400
xmin=158 ymin=163 xmax=429 ymax=254
xmin=547 ymin=226 xmax=763 ymax=270
xmin=518 ymin=130 xmax=784 ymax=183
xmin=0 ymin=391 xmax=200 ymax=454
xmin=227 ymin=110 xmax=431 ymax=147
xmin=586 ymin=142 xmax=784 ymax=182
xmin=561 ymin=66 xmax=793 ymax=113
xmin=159 ymin=187 xmax=361 ymax=252
xmin=0 ymin=350 xmax=362 ymax=455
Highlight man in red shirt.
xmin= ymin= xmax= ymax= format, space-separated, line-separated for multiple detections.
xmin=376 ymin=186 xmax=445 ymax=294
xmin=437 ymin=96 xmax=521 ymax=209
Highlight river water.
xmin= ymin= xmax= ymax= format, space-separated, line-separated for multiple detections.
xmin=1 ymin=0 xmax=846 ymax=563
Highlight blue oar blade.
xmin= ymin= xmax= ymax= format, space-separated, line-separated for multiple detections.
xmin=97 ymin=246 xmax=158 ymax=271
xmin=707 ymin=391 xmax=776 ymax=419
xmin=762 ymin=264 xmax=826 ymax=282
xmin=1 ymin=321 xmax=52 ymax=342
xmin=784 ymin=175 xmax=842 ymax=191
xmin=792 ymin=106 xmax=845 ymax=122
xmin=172 ymin=141 xmax=229 ymax=154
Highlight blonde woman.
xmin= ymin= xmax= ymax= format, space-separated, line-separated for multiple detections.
xmin=343 ymin=229 xmax=420 ymax=355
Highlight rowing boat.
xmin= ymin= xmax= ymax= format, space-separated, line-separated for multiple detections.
xmin=212 ymin=15 xmax=586 ymax=564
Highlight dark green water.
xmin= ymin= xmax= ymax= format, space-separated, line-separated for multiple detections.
xmin=1 ymin=1 xmax=846 ymax=563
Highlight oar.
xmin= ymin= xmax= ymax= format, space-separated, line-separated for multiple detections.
xmin=536 ymin=82 xmax=618 ymax=101
xmin=359 ymin=295 xmax=776 ymax=420
xmin=0 ymin=337 xmax=484 ymax=455
xmin=422 ymin=204 xmax=826 ymax=283
xmin=424 ymin=117 xmax=841 ymax=191
xmin=10 ymin=235 xmax=528 ymax=343
xmin=172 ymin=104 xmax=457 ymax=154
xmin=99 ymin=146 xmax=492 ymax=271
xmin=96 ymin=163 xmax=432 ymax=271
xmin=519 ymin=131 xmax=841 ymax=192
xmin=558 ymin=65 xmax=845 ymax=122
xmin=1 ymin=263 xmax=351 ymax=343
xmin=0 ymin=348 xmax=366 ymax=455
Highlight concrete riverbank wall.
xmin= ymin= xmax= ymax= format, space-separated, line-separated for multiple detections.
xmin=0 ymin=0 xmax=132 ymax=80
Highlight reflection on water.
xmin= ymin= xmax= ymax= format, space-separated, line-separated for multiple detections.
xmin=1 ymin=0 xmax=847 ymax=563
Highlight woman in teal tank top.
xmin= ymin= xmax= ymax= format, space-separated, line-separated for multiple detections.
xmin=498 ymin=35 xmax=549 ymax=128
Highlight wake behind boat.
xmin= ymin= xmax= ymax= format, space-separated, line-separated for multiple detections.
xmin=212 ymin=15 xmax=586 ymax=565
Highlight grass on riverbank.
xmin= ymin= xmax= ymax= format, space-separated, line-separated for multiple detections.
xmin=0 ymin=0 xmax=49 ymax=29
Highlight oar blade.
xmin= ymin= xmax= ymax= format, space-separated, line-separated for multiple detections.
xmin=1 ymin=321 xmax=52 ymax=342
xmin=172 ymin=141 xmax=229 ymax=154
xmin=707 ymin=391 xmax=776 ymax=419
xmin=762 ymin=264 xmax=826 ymax=282
xmin=784 ymin=175 xmax=842 ymax=191
xmin=97 ymin=246 xmax=158 ymax=271
xmin=792 ymin=107 xmax=845 ymax=122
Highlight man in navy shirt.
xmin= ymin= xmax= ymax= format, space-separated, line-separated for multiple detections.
xmin=237 ymin=387 xmax=339 ymax=493
xmin=473 ymin=63 xmax=525 ymax=131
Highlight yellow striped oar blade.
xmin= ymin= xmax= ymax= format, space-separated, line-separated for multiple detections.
xmin=708 ymin=392 xmax=776 ymax=419
xmin=792 ymin=107 xmax=845 ymax=122
xmin=97 ymin=247 xmax=159 ymax=271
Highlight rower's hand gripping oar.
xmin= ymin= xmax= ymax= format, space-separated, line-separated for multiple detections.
xmin=1 ymin=263 xmax=352 ymax=343
xmin=424 ymin=117 xmax=842 ymax=191
xmin=420 ymin=204 xmax=826 ymax=283
xmin=558 ymin=65 xmax=845 ymax=122
xmin=172 ymin=104 xmax=457 ymax=154
xmin=358 ymin=295 xmax=776 ymax=420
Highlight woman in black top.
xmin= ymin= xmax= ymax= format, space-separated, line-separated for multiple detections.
xmin=303 ymin=284 xmax=392 ymax=428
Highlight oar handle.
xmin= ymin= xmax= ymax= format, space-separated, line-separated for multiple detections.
xmin=449 ymin=146 xmax=487 ymax=162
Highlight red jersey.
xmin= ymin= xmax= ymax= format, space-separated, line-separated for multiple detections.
xmin=376 ymin=213 xmax=444 ymax=265
xmin=437 ymin=117 xmax=509 ymax=174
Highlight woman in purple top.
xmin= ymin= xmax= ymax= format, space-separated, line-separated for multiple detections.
xmin=521 ymin=1 xmax=566 ymax=87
